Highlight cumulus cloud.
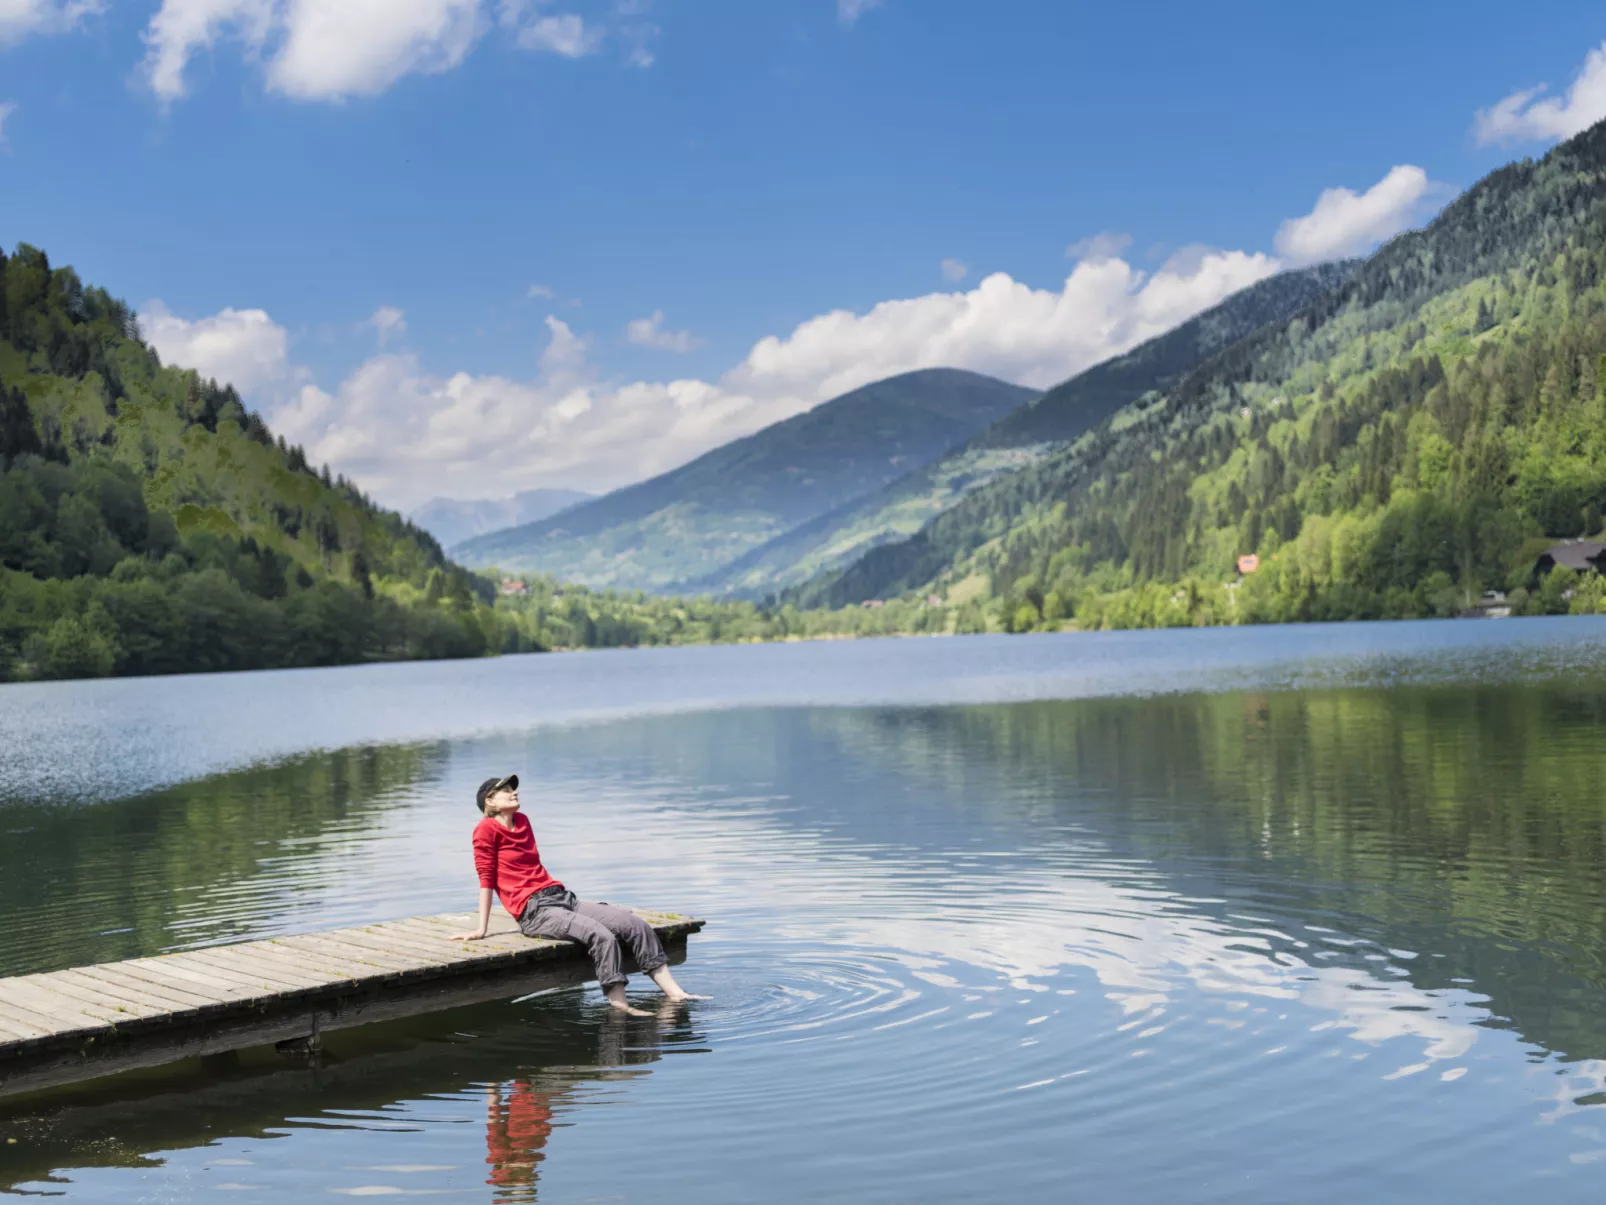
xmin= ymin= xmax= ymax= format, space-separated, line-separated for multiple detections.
xmin=140 ymin=300 xmax=305 ymax=396
xmin=1273 ymin=165 xmax=1434 ymax=265
xmin=626 ymin=310 xmax=704 ymax=353
xmin=365 ymin=305 xmax=407 ymax=345
xmin=1474 ymin=41 xmax=1606 ymax=146
xmin=837 ymin=0 xmax=879 ymax=25
xmin=1066 ymin=230 xmax=1133 ymax=262
xmin=142 ymin=0 xmax=553 ymax=102
xmin=140 ymin=0 xmax=632 ymax=100
xmin=940 ymin=258 xmax=968 ymax=283
xmin=227 ymin=243 xmax=1278 ymax=509
xmin=514 ymin=11 xmax=601 ymax=56
xmin=0 ymin=0 xmax=101 ymax=44
xmin=162 ymin=170 xmax=1454 ymax=510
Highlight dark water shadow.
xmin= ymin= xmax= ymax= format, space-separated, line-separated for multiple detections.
xmin=0 ymin=992 xmax=701 ymax=1198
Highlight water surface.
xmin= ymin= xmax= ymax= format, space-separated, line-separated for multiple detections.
xmin=3 ymin=621 xmax=1606 ymax=1202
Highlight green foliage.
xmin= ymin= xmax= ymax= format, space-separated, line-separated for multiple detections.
xmin=0 ymin=240 xmax=503 ymax=681
xmin=454 ymin=369 xmax=1038 ymax=592
xmin=791 ymin=118 xmax=1606 ymax=630
xmin=489 ymin=575 xmax=960 ymax=650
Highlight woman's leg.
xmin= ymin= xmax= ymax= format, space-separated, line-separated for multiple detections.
xmin=572 ymin=901 xmax=667 ymax=974
xmin=574 ymin=902 xmax=707 ymax=1000
xmin=521 ymin=904 xmax=627 ymax=991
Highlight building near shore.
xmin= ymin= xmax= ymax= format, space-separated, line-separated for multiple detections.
xmin=1534 ymin=540 xmax=1606 ymax=578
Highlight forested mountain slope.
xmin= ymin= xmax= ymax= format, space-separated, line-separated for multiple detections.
xmin=451 ymin=368 xmax=1037 ymax=592
xmin=690 ymin=262 xmax=1356 ymax=599
xmin=0 ymin=242 xmax=506 ymax=680
xmin=791 ymin=119 xmax=1606 ymax=626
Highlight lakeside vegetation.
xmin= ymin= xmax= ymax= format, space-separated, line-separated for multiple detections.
xmin=11 ymin=124 xmax=1606 ymax=683
xmin=790 ymin=120 xmax=1606 ymax=629
xmin=0 ymin=242 xmax=511 ymax=681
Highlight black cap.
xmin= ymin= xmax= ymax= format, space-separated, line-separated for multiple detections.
xmin=475 ymin=773 xmax=519 ymax=812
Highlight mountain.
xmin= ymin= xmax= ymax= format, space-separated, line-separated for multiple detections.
xmin=0 ymin=241 xmax=518 ymax=681
xmin=411 ymin=488 xmax=592 ymax=549
xmin=451 ymin=368 xmax=1038 ymax=592
xmin=789 ymin=119 xmax=1606 ymax=626
xmin=689 ymin=262 xmax=1356 ymax=598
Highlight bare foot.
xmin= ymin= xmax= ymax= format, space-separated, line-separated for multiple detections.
xmin=605 ymin=984 xmax=652 ymax=1017
xmin=648 ymin=966 xmax=709 ymax=1002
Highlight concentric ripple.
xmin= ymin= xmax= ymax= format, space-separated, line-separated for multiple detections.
xmin=6 ymin=626 xmax=1606 ymax=1202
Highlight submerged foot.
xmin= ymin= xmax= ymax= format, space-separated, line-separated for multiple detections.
xmin=605 ymin=984 xmax=654 ymax=1016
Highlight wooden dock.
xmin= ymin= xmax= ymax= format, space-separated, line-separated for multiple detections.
xmin=0 ymin=908 xmax=704 ymax=1100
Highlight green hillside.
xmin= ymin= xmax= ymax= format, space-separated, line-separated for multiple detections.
xmin=691 ymin=263 xmax=1355 ymax=599
xmin=790 ymin=119 xmax=1606 ymax=626
xmin=451 ymin=368 xmax=1037 ymax=592
xmin=0 ymin=242 xmax=509 ymax=680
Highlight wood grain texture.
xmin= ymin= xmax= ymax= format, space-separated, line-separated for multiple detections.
xmin=0 ymin=908 xmax=704 ymax=1099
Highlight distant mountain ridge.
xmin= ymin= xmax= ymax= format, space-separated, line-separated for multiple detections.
xmin=413 ymin=488 xmax=591 ymax=549
xmin=687 ymin=262 xmax=1358 ymax=598
xmin=451 ymin=368 xmax=1038 ymax=591
xmin=786 ymin=117 xmax=1606 ymax=625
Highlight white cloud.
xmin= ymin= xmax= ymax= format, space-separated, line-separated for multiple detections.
xmin=166 ymin=176 xmax=1445 ymax=510
xmin=940 ymin=258 xmax=968 ymax=283
xmin=515 ymin=11 xmax=601 ymax=57
xmin=268 ymin=0 xmax=482 ymax=99
xmin=626 ymin=309 xmax=704 ymax=353
xmin=1273 ymin=165 xmax=1433 ymax=265
xmin=527 ymin=282 xmax=556 ymax=299
xmin=0 ymin=102 xmax=14 ymax=147
xmin=1066 ymin=230 xmax=1133 ymax=262
xmin=365 ymin=305 xmax=407 ymax=345
xmin=1474 ymin=41 xmax=1606 ymax=146
xmin=837 ymin=0 xmax=879 ymax=25
xmin=140 ymin=300 xmax=305 ymax=397
xmin=243 ymin=243 xmax=1277 ymax=509
xmin=0 ymin=0 xmax=101 ymax=45
xmin=142 ymin=0 xmax=485 ymax=102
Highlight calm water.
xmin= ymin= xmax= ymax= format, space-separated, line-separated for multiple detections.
xmin=3 ymin=621 xmax=1606 ymax=1202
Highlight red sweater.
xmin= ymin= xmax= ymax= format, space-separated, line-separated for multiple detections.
xmin=472 ymin=813 xmax=562 ymax=920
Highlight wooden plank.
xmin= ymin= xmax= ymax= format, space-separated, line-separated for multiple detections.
xmin=0 ymin=1008 xmax=55 ymax=1042
xmin=12 ymin=971 xmax=178 ymax=1024
xmin=202 ymin=938 xmax=371 ymax=982
xmin=0 ymin=907 xmax=704 ymax=1099
xmin=40 ymin=968 xmax=206 ymax=1019
xmin=146 ymin=948 xmax=328 ymax=994
xmin=110 ymin=957 xmax=268 ymax=1003
xmin=63 ymin=966 xmax=226 ymax=1013
xmin=309 ymin=925 xmax=501 ymax=967
xmin=0 ymin=995 xmax=73 ymax=1041
xmin=271 ymin=932 xmax=437 ymax=974
xmin=0 ymin=978 xmax=130 ymax=1029
xmin=360 ymin=917 xmax=510 ymax=948
xmin=166 ymin=948 xmax=332 ymax=993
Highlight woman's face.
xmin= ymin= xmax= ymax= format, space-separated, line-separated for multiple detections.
xmin=488 ymin=787 xmax=521 ymax=817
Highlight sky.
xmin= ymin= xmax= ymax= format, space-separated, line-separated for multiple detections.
xmin=2 ymin=1 xmax=1605 ymax=513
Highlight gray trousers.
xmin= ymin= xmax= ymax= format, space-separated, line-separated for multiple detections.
xmin=518 ymin=888 xmax=668 ymax=990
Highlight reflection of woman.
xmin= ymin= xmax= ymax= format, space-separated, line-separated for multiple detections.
xmin=483 ymin=1003 xmax=687 ymax=1202
xmin=485 ymin=1081 xmax=555 ymax=1202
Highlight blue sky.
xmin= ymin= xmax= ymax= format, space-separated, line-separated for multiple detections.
xmin=2 ymin=1 xmax=1604 ymax=509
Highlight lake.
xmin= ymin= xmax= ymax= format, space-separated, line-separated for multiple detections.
xmin=3 ymin=619 xmax=1606 ymax=1202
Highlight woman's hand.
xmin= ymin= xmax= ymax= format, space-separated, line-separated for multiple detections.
xmin=449 ymin=929 xmax=487 ymax=941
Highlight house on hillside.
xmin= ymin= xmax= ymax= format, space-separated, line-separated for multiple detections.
xmin=1534 ymin=540 xmax=1606 ymax=579
xmin=1236 ymin=554 xmax=1260 ymax=575
xmin=499 ymin=579 xmax=529 ymax=596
